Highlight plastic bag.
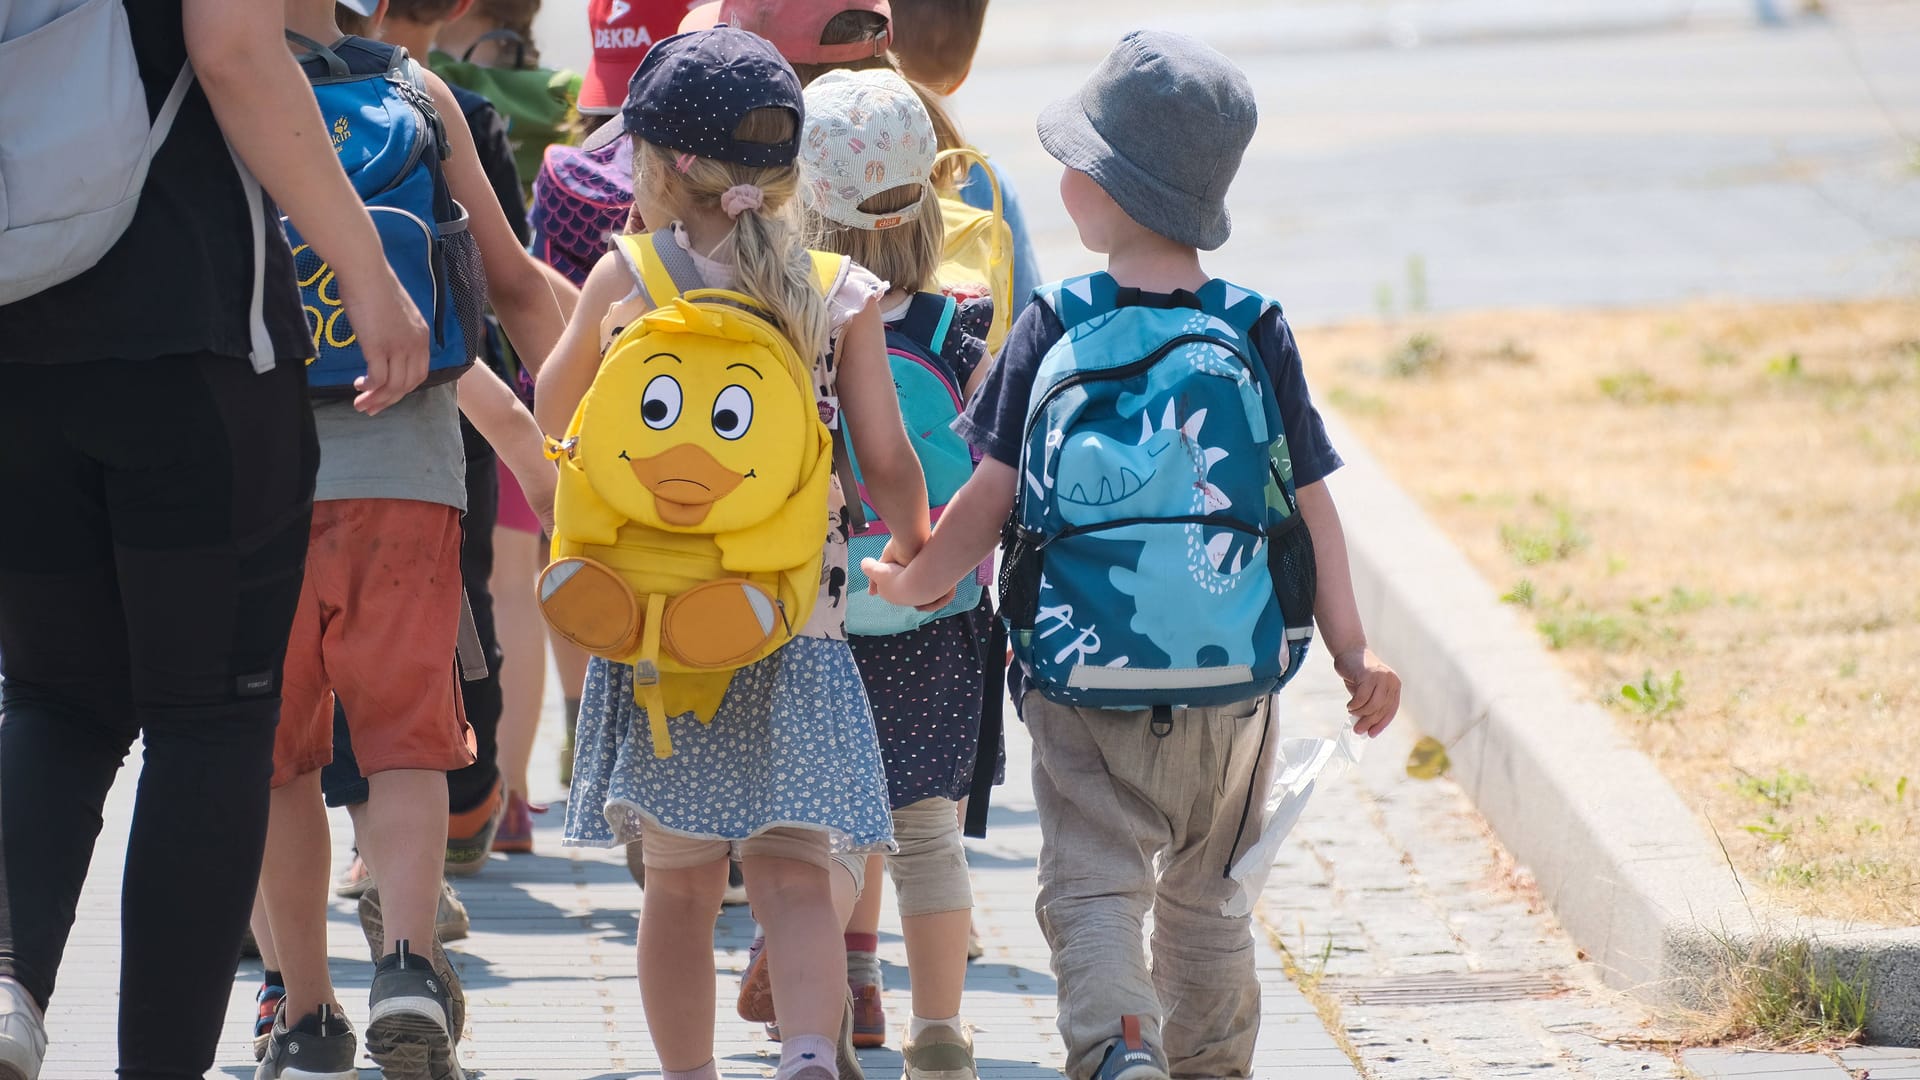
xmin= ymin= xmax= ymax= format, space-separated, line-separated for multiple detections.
xmin=1220 ymin=719 xmax=1369 ymax=917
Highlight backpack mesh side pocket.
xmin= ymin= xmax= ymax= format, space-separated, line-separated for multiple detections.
xmin=998 ymin=519 xmax=1044 ymax=632
xmin=441 ymin=212 xmax=487 ymax=375
xmin=1269 ymin=510 xmax=1317 ymax=636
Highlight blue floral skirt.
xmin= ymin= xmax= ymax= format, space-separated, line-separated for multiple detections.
xmin=563 ymin=636 xmax=895 ymax=853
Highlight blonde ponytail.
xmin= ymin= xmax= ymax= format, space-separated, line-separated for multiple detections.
xmin=634 ymin=107 xmax=831 ymax=363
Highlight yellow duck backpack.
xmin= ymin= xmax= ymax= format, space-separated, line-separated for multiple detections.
xmin=934 ymin=146 xmax=1014 ymax=354
xmin=539 ymin=230 xmax=844 ymax=757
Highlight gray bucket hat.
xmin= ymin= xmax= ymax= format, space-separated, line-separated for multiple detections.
xmin=1037 ymin=31 xmax=1256 ymax=251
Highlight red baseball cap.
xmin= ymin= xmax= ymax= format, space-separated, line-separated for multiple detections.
xmin=679 ymin=0 xmax=892 ymax=64
xmin=580 ymin=0 xmax=702 ymax=115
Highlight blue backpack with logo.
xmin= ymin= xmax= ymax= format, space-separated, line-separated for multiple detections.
xmin=843 ymin=292 xmax=989 ymax=635
xmin=998 ymin=273 xmax=1317 ymax=715
xmin=285 ymin=34 xmax=482 ymax=398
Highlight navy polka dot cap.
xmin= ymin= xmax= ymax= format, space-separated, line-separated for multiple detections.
xmin=611 ymin=26 xmax=804 ymax=168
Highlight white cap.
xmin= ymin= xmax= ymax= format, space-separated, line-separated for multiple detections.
xmin=799 ymin=69 xmax=937 ymax=231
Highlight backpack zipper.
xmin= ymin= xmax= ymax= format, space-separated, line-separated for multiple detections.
xmin=1019 ymin=333 xmax=1260 ymax=450
xmin=1041 ymin=513 xmax=1266 ymax=547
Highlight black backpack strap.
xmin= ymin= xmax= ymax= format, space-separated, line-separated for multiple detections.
xmin=463 ymin=28 xmax=531 ymax=69
xmin=963 ymin=610 xmax=1007 ymax=838
xmin=285 ymin=30 xmax=350 ymax=77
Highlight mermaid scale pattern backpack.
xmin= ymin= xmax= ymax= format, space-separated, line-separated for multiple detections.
xmin=998 ymin=273 xmax=1318 ymax=718
xmin=538 ymin=230 xmax=844 ymax=756
xmin=529 ymin=135 xmax=633 ymax=287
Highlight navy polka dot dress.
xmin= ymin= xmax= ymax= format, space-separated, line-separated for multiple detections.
xmin=848 ymin=296 xmax=1004 ymax=810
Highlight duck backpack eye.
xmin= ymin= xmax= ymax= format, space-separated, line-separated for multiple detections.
xmin=285 ymin=35 xmax=482 ymax=398
xmin=998 ymin=274 xmax=1319 ymax=713
xmin=843 ymin=293 xmax=989 ymax=635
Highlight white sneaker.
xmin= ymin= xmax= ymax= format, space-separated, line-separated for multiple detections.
xmin=902 ymin=1020 xmax=977 ymax=1080
xmin=0 ymin=977 xmax=46 ymax=1080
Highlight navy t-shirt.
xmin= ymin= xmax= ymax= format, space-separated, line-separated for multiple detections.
xmin=955 ymin=285 xmax=1342 ymax=485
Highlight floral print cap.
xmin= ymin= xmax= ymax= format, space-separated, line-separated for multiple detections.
xmin=799 ymin=69 xmax=937 ymax=231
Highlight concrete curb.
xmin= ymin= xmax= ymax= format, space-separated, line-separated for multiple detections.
xmin=1317 ymin=408 xmax=1920 ymax=1046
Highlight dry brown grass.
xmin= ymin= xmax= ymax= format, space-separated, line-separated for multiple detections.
xmin=1299 ymin=301 xmax=1920 ymax=927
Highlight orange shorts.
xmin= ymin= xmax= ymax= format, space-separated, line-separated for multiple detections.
xmin=273 ymin=499 xmax=476 ymax=788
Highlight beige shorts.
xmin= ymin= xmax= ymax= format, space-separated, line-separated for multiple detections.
xmin=637 ymin=821 xmax=869 ymax=894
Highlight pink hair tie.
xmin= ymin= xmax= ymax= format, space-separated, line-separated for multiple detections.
xmin=674 ymin=152 xmax=697 ymax=173
xmin=721 ymin=184 xmax=765 ymax=219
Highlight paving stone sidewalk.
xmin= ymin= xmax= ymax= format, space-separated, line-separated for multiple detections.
xmin=34 ymin=649 xmax=1907 ymax=1078
xmin=34 ymin=672 xmax=1356 ymax=1079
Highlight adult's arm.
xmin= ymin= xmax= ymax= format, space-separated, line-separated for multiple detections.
xmin=183 ymin=0 xmax=427 ymax=414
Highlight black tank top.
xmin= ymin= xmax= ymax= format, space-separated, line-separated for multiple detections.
xmin=0 ymin=1 xmax=313 ymax=368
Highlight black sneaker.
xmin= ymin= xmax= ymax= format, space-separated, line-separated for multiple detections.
xmin=254 ymin=1001 xmax=357 ymax=1080
xmin=366 ymin=941 xmax=462 ymax=1080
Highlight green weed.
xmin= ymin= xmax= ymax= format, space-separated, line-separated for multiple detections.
xmin=1597 ymin=369 xmax=1682 ymax=404
xmin=1743 ymin=813 xmax=1793 ymax=844
xmin=1737 ymin=768 xmax=1813 ymax=811
xmin=1500 ymin=505 xmax=1589 ymax=565
xmin=1701 ymin=343 xmax=1740 ymax=367
xmin=1693 ymin=936 xmax=1870 ymax=1049
xmin=1385 ymin=332 xmax=1446 ymax=378
xmin=1895 ymin=489 xmax=1920 ymax=517
xmin=1501 ymin=579 xmax=1537 ymax=609
xmin=1538 ymin=607 xmax=1635 ymax=651
xmin=1405 ymin=255 xmax=1429 ymax=314
xmin=1616 ymin=669 xmax=1686 ymax=718
xmin=1766 ymin=352 xmax=1804 ymax=380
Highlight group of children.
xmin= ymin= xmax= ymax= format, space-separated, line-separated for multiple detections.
xmin=239 ymin=3 xmax=1402 ymax=1080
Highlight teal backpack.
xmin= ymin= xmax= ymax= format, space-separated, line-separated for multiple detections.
xmin=843 ymin=293 xmax=988 ymax=635
xmin=999 ymin=274 xmax=1317 ymax=718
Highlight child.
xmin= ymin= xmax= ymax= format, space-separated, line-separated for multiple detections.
xmin=538 ymin=27 xmax=931 ymax=1080
xmin=252 ymin=0 xmax=571 ymax=1077
xmin=864 ymin=32 xmax=1403 ymax=1080
xmin=368 ymin=0 xmax=576 ymax=857
xmin=888 ymin=0 xmax=1043 ymax=330
xmin=796 ymin=69 xmax=992 ymax=1077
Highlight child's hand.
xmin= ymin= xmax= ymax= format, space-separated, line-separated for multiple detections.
xmin=1334 ymin=648 xmax=1401 ymax=737
xmin=522 ymin=461 xmax=558 ymax=540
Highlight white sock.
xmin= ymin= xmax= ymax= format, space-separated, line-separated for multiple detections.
xmin=910 ymin=1013 xmax=963 ymax=1041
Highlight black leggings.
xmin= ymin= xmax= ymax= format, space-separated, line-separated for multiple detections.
xmin=0 ymin=352 xmax=316 ymax=1079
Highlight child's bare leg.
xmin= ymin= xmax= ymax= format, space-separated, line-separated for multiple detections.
xmin=890 ymin=798 xmax=972 ymax=1020
xmin=637 ymin=857 xmax=728 ymax=1070
xmin=491 ymin=525 xmax=547 ymax=798
xmin=249 ymin=889 xmax=280 ymax=972
xmin=747 ymin=854 xmax=845 ymax=1041
xmin=260 ymin=771 xmax=337 ymax=1018
xmin=358 ymin=769 xmax=449 ymax=952
xmin=847 ymin=855 xmax=883 ymax=937
xmin=902 ymin=910 xmax=970 ymax=1019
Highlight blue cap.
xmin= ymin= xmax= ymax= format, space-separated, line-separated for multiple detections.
xmin=609 ymin=26 xmax=804 ymax=168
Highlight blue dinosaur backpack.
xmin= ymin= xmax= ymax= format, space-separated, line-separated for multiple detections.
xmin=285 ymin=34 xmax=482 ymax=398
xmin=843 ymin=292 xmax=989 ymax=635
xmin=999 ymin=273 xmax=1318 ymax=717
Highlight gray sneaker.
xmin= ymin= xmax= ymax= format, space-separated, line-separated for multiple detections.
xmin=254 ymin=1001 xmax=356 ymax=1080
xmin=1091 ymin=1016 xmax=1169 ymax=1080
xmin=358 ymin=884 xmax=468 ymax=1038
xmin=901 ymin=1021 xmax=978 ymax=1080
xmin=366 ymin=941 xmax=462 ymax=1080
xmin=0 ymin=978 xmax=45 ymax=1080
